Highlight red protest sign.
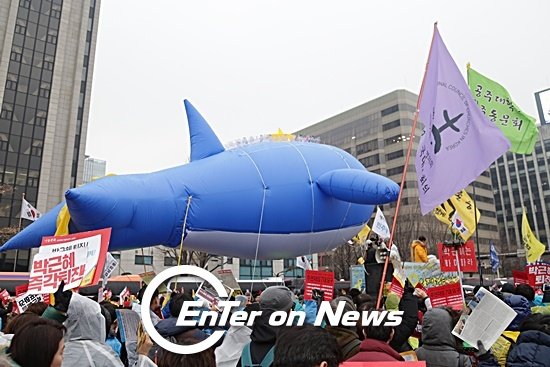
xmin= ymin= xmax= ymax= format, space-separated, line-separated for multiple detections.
xmin=437 ymin=241 xmax=478 ymax=273
xmin=526 ymin=264 xmax=550 ymax=288
xmin=304 ymin=270 xmax=334 ymax=301
xmin=15 ymin=284 xmax=28 ymax=297
xmin=512 ymin=270 xmax=529 ymax=286
xmin=389 ymin=276 xmax=404 ymax=298
xmin=426 ymin=282 xmax=464 ymax=310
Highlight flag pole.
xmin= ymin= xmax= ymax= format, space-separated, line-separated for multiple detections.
xmin=472 ymin=183 xmax=484 ymax=286
xmin=466 ymin=61 xmax=484 ymax=286
xmin=174 ymin=196 xmax=192 ymax=292
xmin=18 ymin=193 xmax=25 ymax=232
xmin=376 ymin=23 xmax=439 ymax=309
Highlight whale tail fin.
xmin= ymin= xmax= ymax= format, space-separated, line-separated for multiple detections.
xmin=317 ymin=169 xmax=399 ymax=205
xmin=184 ymin=100 xmax=225 ymax=161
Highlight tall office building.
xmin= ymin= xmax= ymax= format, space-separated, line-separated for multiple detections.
xmin=490 ymin=124 xmax=550 ymax=271
xmin=295 ymin=90 xmax=501 ymax=260
xmin=0 ymin=0 xmax=101 ymax=270
xmin=82 ymin=155 xmax=105 ymax=184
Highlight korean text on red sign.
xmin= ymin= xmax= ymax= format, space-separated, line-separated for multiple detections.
xmin=437 ymin=241 xmax=478 ymax=273
xmin=304 ymin=270 xmax=334 ymax=301
xmin=526 ymin=264 xmax=550 ymax=288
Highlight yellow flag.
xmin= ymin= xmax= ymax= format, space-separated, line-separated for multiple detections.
xmin=55 ymin=204 xmax=71 ymax=236
xmin=433 ymin=190 xmax=480 ymax=241
xmin=522 ymin=208 xmax=546 ymax=263
xmin=352 ymin=224 xmax=371 ymax=245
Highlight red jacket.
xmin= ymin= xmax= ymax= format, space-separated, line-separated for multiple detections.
xmin=346 ymin=338 xmax=404 ymax=362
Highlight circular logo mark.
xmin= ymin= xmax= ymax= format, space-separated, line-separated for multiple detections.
xmin=141 ymin=265 xmax=228 ymax=354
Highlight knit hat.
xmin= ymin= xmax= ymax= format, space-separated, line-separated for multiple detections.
xmin=330 ymin=296 xmax=356 ymax=313
xmin=260 ymin=286 xmax=294 ymax=311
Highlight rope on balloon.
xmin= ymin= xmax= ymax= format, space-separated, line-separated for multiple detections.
xmin=288 ymin=143 xmax=316 ymax=257
xmin=174 ymin=196 xmax=192 ymax=291
xmin=238 ymin=149 xmax=268 ymax=294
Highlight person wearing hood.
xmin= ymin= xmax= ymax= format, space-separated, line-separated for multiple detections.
xmin=325 ymin=297 xmax=361 ymax=361
xmin=416 ymin=307 xmax=472 ymax=367
xmin=506 ymin=313 xmax=550 ymax=366
xmin=42 ymin=282 xmax=123 ymax=366
xmin=410 ymin=236 xmax=428 ymax=263
xmin=491 ymin=294 xmax=531 ymax=366
xmin=237 ymin=286 xmax=294 ymax=367
xmin=215 ymin=295 xmax=252 ymax=367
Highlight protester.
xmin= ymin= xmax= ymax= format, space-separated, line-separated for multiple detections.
xmin=500 ymin=283 xmax=515 ymax=298
xmin=3 ymin=312 xmax=39 ymax=335
xmin=135 ymin=287 xmax=161 ymax=326
xmin=25 ymin=302 xmax=47 ymax=316
xmin=43 ymin=289 xmax=124 ymax=367
xmin=410 ymin=236 xmax=428 ymax=262
xmin=100 ymin=302 xmax=122 ymax=356
xmin=325 ymin=297 xmax=361 ymax=360
xmin=8 ymin=318 xmax=65 ymax=367
xmin=215 ymin=295 xmax=252 ymax=367
xmin=154 ymin=293 xmax=211 ymax=343
xmin=416 ymin=307 xmax=472 ymax=367
xmin=515 ymin=284 xmax=536 ymax=307
xmin=273 ymin=325 xmax=342 ymax=367
xmin=388 ymin=284 xmax=419 ymax=353
xmin=346 ymin=310 xmax=404 ymax=362
xmin=237 ymin=286 xmax=294 ymax=367
xmin=157 ymin=337 xmax=216 ymax=367
xmin=506 ymin=313 xmax=550 ymax=367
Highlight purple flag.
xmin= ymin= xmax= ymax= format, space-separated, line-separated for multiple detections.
xmin=415 ymin=26 xmax=510 ymax=215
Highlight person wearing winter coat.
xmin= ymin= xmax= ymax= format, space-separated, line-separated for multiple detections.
xmin=325 ymin=297 xmax=361 ymax=361
xmin=215 ymin=295 xmax=252 ymax=367
xmin=389 ymin=286 xmax=419 ymax=353
xmin=346 ymin=312 xmax=404 ymax=362
xmin=237 ymin=286 xmax=294 ymax=367
xmin=416 ymin=307 xmax=471 ymax=367
xmin=410 ymin=236 xmax=428 ymax=262
xmin=507 ymin=313 xmax=550 ymax=367
xmin=490 ymin=294 xmax=531 ymax=366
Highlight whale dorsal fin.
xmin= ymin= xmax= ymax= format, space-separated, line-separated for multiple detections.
xmin=184 ymin=100 xmax=225 ymax=161
xmin=317 ymin=169 xmax=399 ymax=204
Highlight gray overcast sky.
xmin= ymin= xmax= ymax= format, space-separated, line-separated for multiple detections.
xmin=85 ymin=1 xmax=550 ymax=174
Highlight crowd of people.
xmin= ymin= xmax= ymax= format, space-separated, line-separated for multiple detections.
xmin=0 ymin=277 xmax=548 ymax=367
xmin=0 ymin=236 xmax=548 ymax=366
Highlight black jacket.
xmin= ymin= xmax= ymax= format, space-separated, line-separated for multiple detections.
xmin=237 ymin=310 xmax=282 ymax=367
xmin=389 ymin=291 xmax=418 ymax=352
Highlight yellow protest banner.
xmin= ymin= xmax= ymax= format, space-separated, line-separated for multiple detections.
xmin=433 ymin=190 xmax=480 ymax=241
xmin=522 ymin=208 xmax=546 ymax=263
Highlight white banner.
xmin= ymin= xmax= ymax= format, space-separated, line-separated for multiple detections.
xmin=103 ymin=252 xmax=119 ymax=280
xmin=16 ymin=293 xmax=45 ymax=313
xmin=372 ymin=207 xmax=390 ymax=239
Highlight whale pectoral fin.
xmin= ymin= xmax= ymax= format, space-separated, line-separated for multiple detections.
xmin=184 ymin=100 xmax=225 ymax=161
xmin=317 ymin=169 xmax=400 ymax=205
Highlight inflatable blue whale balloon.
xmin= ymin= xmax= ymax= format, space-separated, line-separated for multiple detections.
xmin=0 ymin=101 xmax=399 ymax=259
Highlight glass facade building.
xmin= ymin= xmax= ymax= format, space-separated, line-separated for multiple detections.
xmin=0 ymin=0 xmax=101 ymax=270
xmin=490 ymin=124 xmax=550 ymax=271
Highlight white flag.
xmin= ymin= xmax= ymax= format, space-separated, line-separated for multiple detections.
xmin=296 ymin=256 xmax=311 ymax=270
xmin=372 ymin=207 xmax=390 ymax=239
xmin=21 ymin=198 xmax=41 ymax=221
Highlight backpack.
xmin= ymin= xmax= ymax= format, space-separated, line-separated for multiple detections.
xmin=240 ymin=343 xmax=275 ymax=367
